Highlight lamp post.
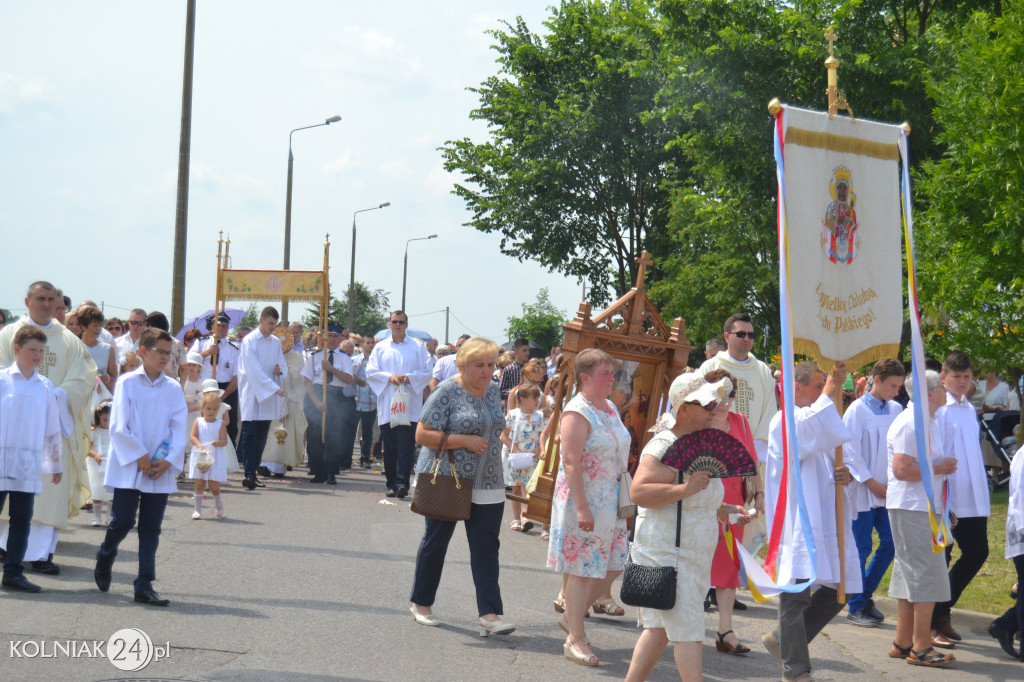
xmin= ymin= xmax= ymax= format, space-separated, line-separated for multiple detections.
xmin=402 ymin=234 xmax=438 ymax=310
xmin=282 ymin=114 xmax=341 ymax=321
xmin=349 ymin=202 xmax=391 ymax=331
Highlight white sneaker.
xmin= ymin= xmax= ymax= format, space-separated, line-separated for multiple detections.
xmin=91 ymin=519 xmax=102 ymax=526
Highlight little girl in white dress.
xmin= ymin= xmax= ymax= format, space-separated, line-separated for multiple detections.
xmin=189 ymin=392 xmax=229 ymax=519
xmin=86 ymin=403 xmax=114 ymax=525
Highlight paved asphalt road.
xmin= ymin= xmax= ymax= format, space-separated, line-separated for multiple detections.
xmin=2 ymin=457 xmax=1022 ymax=681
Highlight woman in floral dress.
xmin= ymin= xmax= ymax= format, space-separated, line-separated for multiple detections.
xmin=547 ymin=348 xmax=630 ymax=666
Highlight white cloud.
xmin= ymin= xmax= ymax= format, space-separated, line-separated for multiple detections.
xmin=324 ymin=151 xmax=358 ymax=174
xmin=0 ymin=73 xmax=50 ymax=112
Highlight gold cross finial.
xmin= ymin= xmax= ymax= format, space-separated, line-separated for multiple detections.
xmin=634 ymin=251 xmax=653 ymax=289
xmin=825 ymin=27 xmax=838 ymax=57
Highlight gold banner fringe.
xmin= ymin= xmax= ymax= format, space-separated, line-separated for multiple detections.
xmin=785 ymin=127 xmax=899 ymax=161
xmin=792 ymin=338 xmax=902 ymax=375
xmin=221 ymin=293 xmax=326 ymax=303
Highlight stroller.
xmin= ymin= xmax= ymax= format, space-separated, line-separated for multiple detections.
xmin=980 ymin=410 xmax=1020 ymax=491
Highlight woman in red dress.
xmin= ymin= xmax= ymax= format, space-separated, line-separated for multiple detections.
xmin=707 ymin=369 xmax=764 ymax=655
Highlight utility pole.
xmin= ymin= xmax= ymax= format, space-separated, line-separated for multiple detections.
xmin=170 ymin=0 xmax=197 ymax=333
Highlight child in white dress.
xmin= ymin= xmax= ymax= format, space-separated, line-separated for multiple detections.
xmin=500 ymin=385 xmax=546 ymax=532
xmin=189 ymin=392 xmax=228 ymax=519
xmin=86 ymin=403 xmax=115 ymax=525
xmin=180 ymin=352 xmax=204 ymax=457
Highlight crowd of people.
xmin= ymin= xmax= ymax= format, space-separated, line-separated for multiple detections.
xmin=3 ymin=282 xmax=1024 ymax=681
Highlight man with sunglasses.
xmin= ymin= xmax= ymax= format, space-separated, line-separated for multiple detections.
xmin=365 ymin=311 xmax=432 ymax=498
xmin=115 ymin=308 xmax=148 ymax=366
xmin=699 ymin=313 xmax=778 ymax=463
xmin=0 ymin=281 xmax=97 ymax=577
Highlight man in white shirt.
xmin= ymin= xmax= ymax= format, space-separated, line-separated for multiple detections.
xmin=289 ymin=322 xmax=305 ymax=356
xmin=429 ymin=334 xmax=469 ymax=392
xmin=194 ymin=313 xmax=241 ymax=446
xmin=699 ymin=313 xmax=778 ymax=462
xmin=931 ymin=350 xmax=991 ymax=647
xmin=366 ymin=310 xmax=432 ymax=498
xmin=236 ymin=307 xmax=287 ymax=490
xmin=337 ymin=339 xmax=360 ymax=472
xmin=763 ymin=361 xmax=857 ymax=682
xmin=301 ymin=324 xmax=352 ymax=484
xmin=115 ymin=308 xmax=148 ymax=365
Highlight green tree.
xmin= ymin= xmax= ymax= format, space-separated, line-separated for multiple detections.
xmin=505 ymin=288 xmax=567 ymax=352
xmin=303 ymin=282 xmax=391 ymax=337
xmin=442 ymin=0 xmax=684 ymax=304
xmin=234 ymin=303 xmax=259 ymax=333
xmin=916 ymin=2 xmax=1024 ymax=368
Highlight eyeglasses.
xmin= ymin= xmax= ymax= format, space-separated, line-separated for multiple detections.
xmin=129 ymin=320 xmax=147 ymax=327
xmin=109 ymin=326 xmax=122 ymax=332
xmin=730 ymin=331 xmax=756 ymax=339
xmin=390 ymin=320 xmax=408 ymax=325
xmin=145 ymin=347 xmax=172 ymax=358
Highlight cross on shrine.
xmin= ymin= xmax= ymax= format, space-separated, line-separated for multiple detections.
xmin=634 ymin=251 xmax=653 ymax=289
xmin=825 ymin=27 xmax=838 ymax=57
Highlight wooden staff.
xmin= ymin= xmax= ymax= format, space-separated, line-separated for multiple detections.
xmin=212 ymin=233 xmax=224 ymax=381
xmin=321 ymin=234 xmax=330 ymax=444
xmin=832 ymin=360 xmax=847 ymax=603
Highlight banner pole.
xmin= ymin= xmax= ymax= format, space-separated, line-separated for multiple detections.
xmin=322 ymin=234 xmax=330 ymax=444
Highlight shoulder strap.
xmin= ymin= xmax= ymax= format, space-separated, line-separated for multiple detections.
xmin=675 ymin=471 xmax=682 ymax=549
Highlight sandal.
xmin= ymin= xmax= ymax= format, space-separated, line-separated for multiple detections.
xmin=715 ymin=630 xmax=750 ymax=655
xmin=563 ymin=637 xmax=599 ymax=667
xmin=510 ymin=520 xmax=523 ymax=531
xmin=907 ymin=647 xmax=955 ymax=667
xmin=888 ymin=641 xmax=913 ymax=659
xmin=591 ymin=596 xmax=625 ymax=616
xmin=553 ymin=594 xmax=590 ymax=617
xmin=541 ymin=529 xmax=551 ymax=540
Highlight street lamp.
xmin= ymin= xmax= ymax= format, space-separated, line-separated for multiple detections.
xmin=402 ymin=234 xmax=438 ymax=310
xmin=282 ymin=114 xmax=341 ymax=321
xmin=349 ymin=202 xmax=391 ymax=331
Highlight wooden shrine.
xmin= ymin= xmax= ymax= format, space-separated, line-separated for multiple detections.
xmin=517 ymin=251 xmax=695 ymax=524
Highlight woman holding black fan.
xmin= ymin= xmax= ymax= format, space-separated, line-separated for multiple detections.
xmin=624 ymin=372 xmax=756 ymax=682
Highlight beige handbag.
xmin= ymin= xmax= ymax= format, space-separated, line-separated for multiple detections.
xmin=618 ymin=471 xmax=637 ymax=519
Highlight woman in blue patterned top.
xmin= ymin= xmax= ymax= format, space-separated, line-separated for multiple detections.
xmin=409 ymin=337 xmax=514 ymax=636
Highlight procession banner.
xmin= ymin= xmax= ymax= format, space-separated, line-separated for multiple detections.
xmin=219 ymin=270 xmax=325 ymax=302
xmin=781 ymin=105 xmax=903 ymax=372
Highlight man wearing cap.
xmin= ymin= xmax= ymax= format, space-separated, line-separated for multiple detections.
xmin=336 ymin=339 xmax=361 ymax=472
xmin=194 ymin=313 xmax=241 ymax=448
xmin=366 ymin=310 xmax=432 ymax=498
xmin=301 ymin=324 xmax=353 ymax=484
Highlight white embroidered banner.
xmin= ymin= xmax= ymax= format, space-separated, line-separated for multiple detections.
xmin=781 ymin=106 xmax=903 ymax=370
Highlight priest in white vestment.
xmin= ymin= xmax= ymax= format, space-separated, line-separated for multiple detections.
xmin=0 ymin=282 xmax=96 ymax=574
xmin=764 ymin=361 xmax=859 ymax=682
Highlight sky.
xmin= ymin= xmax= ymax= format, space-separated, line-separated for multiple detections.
xmin=0 ymin=1 xmax=587 ymax=344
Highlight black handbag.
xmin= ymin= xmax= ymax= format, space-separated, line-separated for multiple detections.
xmin=619 ymin=473 xmax=682 ymax=611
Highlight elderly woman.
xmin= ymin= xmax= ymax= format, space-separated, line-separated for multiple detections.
xmin=625 ymin=372 xmax=751 ymax=682
xmin=887 ymin=369 xmax=958 ymax=667
xmin=409 ymin=337 xmax=515 ymax=636
xmin=548 ymin=348 xmax=630 ymax=667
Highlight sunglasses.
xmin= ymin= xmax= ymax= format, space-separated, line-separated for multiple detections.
xmin=685 ymin=401 xmax=720 ymax=412
xmin=730 ymin=331 xmax=756 ymax=339
xmin=129 ymin=320 xmax=147 ymax=327
xmin=145 ymin=347 xmax=172 ymax=358
xmin=109 ymin=326 xmax=123 ymax=332
xmin=390 ymin=320 xmax=408 ymax=325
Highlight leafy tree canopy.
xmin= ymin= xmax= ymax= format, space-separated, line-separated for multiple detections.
xmin=303 ymin=282 xmax=392 ymax=338
xmin=505 ymin=288 xmax=567 ymax=353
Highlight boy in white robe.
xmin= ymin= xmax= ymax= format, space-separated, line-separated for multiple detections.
xmin=763 ymin=361 xmax=859 ymax=682
xmin=0 ymin=327 xmax=65 ymax=592
xmin=94 ymin=329 xmax=187 ymax=606
xmin=844 ymin=359 xmax=905 ymax=626
xmin=236 ymin=307 xmax=287 ymax=490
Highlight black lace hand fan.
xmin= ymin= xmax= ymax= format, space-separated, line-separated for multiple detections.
xmin=661 ymin=429 xmax=756 ymax=478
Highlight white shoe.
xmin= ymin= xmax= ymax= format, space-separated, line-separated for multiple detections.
xmin=90 ymin=519 xmax=102 ymax=526
xmin=477 ymin=617 xmax=515 ymax=637
xmin=192 ymin=511 xmax=202 ymax=520
xmin=410 ymin=605 xmax=440 ymax=627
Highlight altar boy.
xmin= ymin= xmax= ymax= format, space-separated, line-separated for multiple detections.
xmin=763 ymin=361 xmax=860 ymax=682
xmin=0 ymin=327 xmax=64 ymax=593
xmin=94 ymin=328 xmax=187 ymax=606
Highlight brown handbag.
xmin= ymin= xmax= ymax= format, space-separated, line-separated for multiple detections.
xmin=410 ymin=432 xmax=474 ymax=522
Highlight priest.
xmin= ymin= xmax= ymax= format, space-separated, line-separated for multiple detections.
xmin=0 ymin=281 xmax=96 ymax=575
xmin=762 ymin=361 xmax=860 ymax=682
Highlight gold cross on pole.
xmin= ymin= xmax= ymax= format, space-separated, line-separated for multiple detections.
xmin=825 ymin=27 xmax=838 ymax=57
xmin=634 ymin=251 xmax=653 ymax=289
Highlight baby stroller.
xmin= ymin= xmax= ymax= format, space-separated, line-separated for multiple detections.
xmin=980 ymin=410 xmax=1019 ymax=491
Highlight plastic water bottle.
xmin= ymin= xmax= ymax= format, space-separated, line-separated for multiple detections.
xmin=152 ymin=440 xmax=170 ymax=463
